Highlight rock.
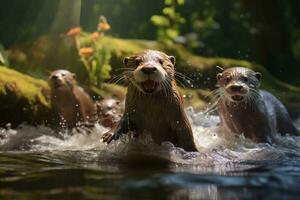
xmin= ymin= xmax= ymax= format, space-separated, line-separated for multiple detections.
xmin=0 ymin=66 xmax=51 ymax=126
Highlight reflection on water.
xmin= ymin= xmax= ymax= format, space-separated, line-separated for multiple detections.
xmin=0 ymin=107 xmax=300 ymax=199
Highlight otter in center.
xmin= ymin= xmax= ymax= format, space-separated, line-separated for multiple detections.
xmin=101 ymin=50 xmax=198 ymax=152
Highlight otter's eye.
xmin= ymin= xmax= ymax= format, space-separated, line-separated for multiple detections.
xmin=135 ymin=59 xmax=142 ymax=66
xmin=62 ymin=73 xmax=66 ymax=77
xmin=242 ymin=77 xmax=248 ymax=82
xmin=225 ymin=77 xmax=231 ymax=84
xmin=158 ymin=59 xmax=163 ymax=65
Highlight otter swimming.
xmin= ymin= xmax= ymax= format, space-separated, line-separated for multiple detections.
xmin=213 ymin=67 xmax=298 ymax=142
xmin=96 ymin=99 xmax=123 ymax=128
xmin=48 ymin=70 xmax=97 ymax=129
xmin=101 ymin=50 xmax=198 ymax=152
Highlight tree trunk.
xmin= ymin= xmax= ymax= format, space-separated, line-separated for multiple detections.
xmin=49 ymin=0 xmax=82 ymax=37
xmin=240 ymin=0 xmax=295 ymax=77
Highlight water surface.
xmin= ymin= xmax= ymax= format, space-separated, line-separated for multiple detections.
xmin=0 ymin=108 xmax=300 ymax=199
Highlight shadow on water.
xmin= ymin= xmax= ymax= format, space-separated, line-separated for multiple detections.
xmin=0 ymin=108 xmax=300 ymax=199
xmin=1 ymin=151 xmax=300 ymax=199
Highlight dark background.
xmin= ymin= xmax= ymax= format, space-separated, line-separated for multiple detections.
xmin=0 ymin=0 xmax=299 ymax=84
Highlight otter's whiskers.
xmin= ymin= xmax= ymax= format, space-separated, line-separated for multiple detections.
xmin=204 ymin=88 xmax=224 ymax=114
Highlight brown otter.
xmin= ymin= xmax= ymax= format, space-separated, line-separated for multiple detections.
xmin=48 ymin=70 xmax=97 ymax=129
xmin=101 ymin=50 xmax=198 ymax=152
xmin=214 ymin=67 xmax=298 ymax=142
xmin=96 ymin=99 xmax=124 ymax=128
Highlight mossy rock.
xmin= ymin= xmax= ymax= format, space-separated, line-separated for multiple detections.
xmin=89 ymin=83 xmax=127 ymax=100
xmin=0 ymin=66 xmax=51 ymax=126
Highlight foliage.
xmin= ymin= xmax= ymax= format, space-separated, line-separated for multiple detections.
xmin=0 ymin=0 xmax=300 ymax=83
xmin=67 ymin=16 xmax=112 ymax=86
xmin=151 ymin=0 xmax=186 ymax=45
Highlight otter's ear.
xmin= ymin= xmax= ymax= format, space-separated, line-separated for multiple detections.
xmin=72 ymin=73 xmax=76 ymax=78
xmin=169 ymin=56 xmax=176 ymax=65
xmin=123 ymin=56 xmax=137 ymax=66
xmin=123 ymin=57 xmax=130 ymax=66
xmin=255 ymin=72 xmax=262 ymax=81
xmin=216 ymin=73 xmax=222 ymax=81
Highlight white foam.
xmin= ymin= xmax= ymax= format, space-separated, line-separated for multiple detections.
xmin=0 ymin=109 xmax=300 ymax=169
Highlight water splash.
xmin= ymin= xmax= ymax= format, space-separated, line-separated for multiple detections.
xmin=0 ymin=107 xmax=300 ymax=171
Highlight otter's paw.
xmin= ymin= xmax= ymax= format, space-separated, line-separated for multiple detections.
xmin=101 ymin=132 xmax=116 ymax=144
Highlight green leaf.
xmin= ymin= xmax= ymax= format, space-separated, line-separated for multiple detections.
xmin=163 ymin=7 xmax=175 ymax=18
xmin=151 ymin=15 xmax=170 ymax=27
xmin=177 ymin=0 xmax=185 ymax=5
xmin=166 ymin=28 xmax=179 ymax=39
xmin=164 ymin=0 xmax=172 ymax=5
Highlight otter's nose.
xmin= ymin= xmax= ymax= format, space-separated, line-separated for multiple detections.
xmin=141 ymin=66 xmax=157 ymax=75
xmin=52 ymin=75 xmax=59 ymax=80
xmin=230 ymin=85 xmax=243 ymax=92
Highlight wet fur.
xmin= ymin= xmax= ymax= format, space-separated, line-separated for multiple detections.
xmin=101 ymin=50 xmax=197 ymax=151
xmin=211 ymin=67 xmax=298 ymax=142
xmin=49 ymin=70 xmax=97 ymax=129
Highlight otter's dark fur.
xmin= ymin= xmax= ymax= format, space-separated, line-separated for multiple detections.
xmin=48 ymin=70 xmax=97 ymax=129
xmin=215 ymin=67 xmax=298 ymax=142
xmin=101 ymin=50 xmax=197 ymax=151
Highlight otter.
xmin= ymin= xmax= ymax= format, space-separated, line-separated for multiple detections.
xmin=101 ymin=50 xmax=197 ymax=152
xmin=48 ymin=70 xmax=97 ymax=129
xmin=214 ymin=67 xmax=298 ymax=142
xmin=96 ymin=99 xmax=123 ymax=128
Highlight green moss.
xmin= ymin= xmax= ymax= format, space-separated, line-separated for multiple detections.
xmin=178 ymin=87 xmax=209 ymax=110
xmin=0 ymin=66 xmax=49 ymax=106
xmin=90 ymin=83 xmax=126 ymax=100
xmin=0 ymin=66 xmax=51 ymax=125
xmin=101 ymin=37 xmax=150 ymax=56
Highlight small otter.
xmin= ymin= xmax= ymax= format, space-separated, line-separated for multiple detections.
xmin=215 ymin=67 xmax=298 ymax=142
xmin=101 ymin=50 xmax=197 ymax=152
xmin=48 ymin=70 xmax=97 ymax=128
xmin=96 ymin=99 xmax=124 ymax=128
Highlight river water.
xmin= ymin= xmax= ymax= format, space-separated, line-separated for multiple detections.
xmin=0 ymin=107 xmax=300 ymax=199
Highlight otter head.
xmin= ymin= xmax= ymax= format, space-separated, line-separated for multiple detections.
xmin=124 ymin=50 xmax=175 ymax=94
xmin=216 ymin=67 xmax=262 ymax=103
xmin=48 ymin=70 xmax=77 ymax=90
